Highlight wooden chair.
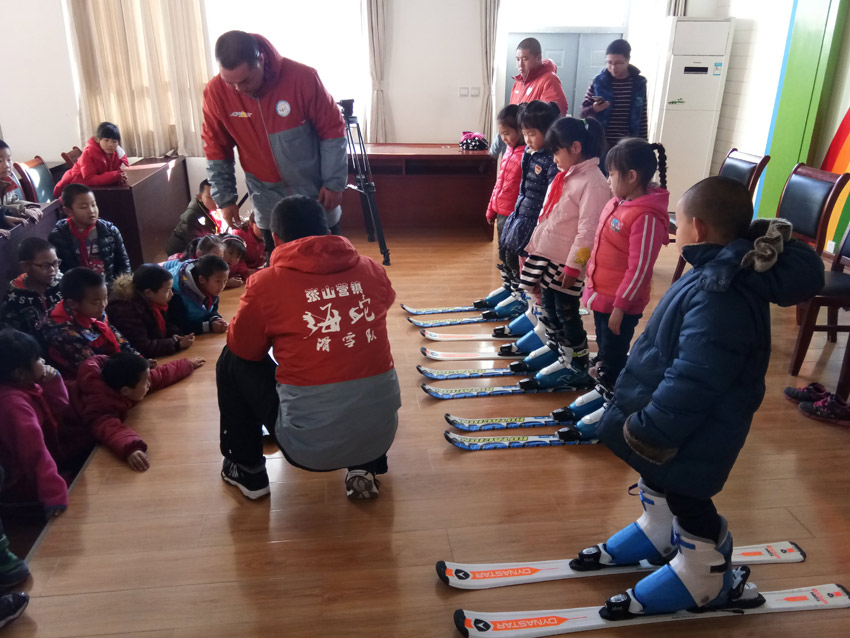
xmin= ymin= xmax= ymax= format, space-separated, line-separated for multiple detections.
xmin=13 ymin=157 xmax=56 ymax=203
xmin=671 ymin=148 xmax=770 ymax=282
xmin=778 ymin=164 xmax=849 ymax=255
xmin=61 ymin=146 xmax=82 ymax=168
xmin=789 ymin=221 xmax=850 ymax=398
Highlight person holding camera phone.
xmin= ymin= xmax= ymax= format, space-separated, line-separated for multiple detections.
xmin=202 ymin=31 xmax=347 ymax=256
xmin=580 ymin=39 xmax=649 ymax=166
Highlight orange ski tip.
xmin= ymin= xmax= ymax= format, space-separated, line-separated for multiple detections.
xmin=445 ymin=568 xmax=454 ymax=577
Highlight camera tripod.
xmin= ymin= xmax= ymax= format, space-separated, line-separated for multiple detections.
xmin=339 ymin=99 xmax=390 ymax=266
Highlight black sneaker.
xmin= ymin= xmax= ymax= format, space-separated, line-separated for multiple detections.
xmin=0 ymin=593 xmax=28 ymax=629
xmin=221 ymin=458 xmax=270 ymax=500
xmin=0 ymin=536 xmax=30 ymax=588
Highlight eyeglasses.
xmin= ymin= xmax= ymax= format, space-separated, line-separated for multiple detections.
xmin=30 ymin=260 xmax=61 ymax=271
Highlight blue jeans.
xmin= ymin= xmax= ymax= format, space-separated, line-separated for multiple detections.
xmin=592 ymin=310 xmax=641 ymax=384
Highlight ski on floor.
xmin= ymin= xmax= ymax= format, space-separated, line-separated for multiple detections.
xmin=416 ymin=366 xmax=519 ymax=381
xmin=452 ymin=582 xmax=847 ymax=637
xmin=420 ymin=329 xmax=513 ymax=342
xmin=421 ymin=346 xmax=524 ymax=361
xmin=444 ymin=430 xmax=594 ymax=450
xmin=408 ymin=316 xmax=508 ymax=328
xmin=444 ymin=413 xmax=561 ymax=431
xmin=401 ymin=303 xmax=477 ymax=315
xmin=437 ymin=540 xmax=805 ymax=590
xmin=422 ymin=384 xmax=579 ymax=400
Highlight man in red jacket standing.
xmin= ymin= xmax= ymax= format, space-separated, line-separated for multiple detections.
xmin=491 ymin=37 xmax=569 ymax=157
xmin=217 ymin=195 xmax=400 ymax=501
xmin=202 ymin=31 xmax=347 ymax=255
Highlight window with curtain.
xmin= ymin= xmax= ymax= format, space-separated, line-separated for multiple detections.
xmin=203 ymin=0 xmax=371 ymax=125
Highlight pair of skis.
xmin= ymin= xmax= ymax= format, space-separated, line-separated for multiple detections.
xmin=441 ymin=543 xmax=848 ymax=636
xmin=443 ymin=414 xmax=581 ymax=450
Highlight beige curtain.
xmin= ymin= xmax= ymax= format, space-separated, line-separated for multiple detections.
xmin=68 ymin=0 xmax=209 ymax=157
xmin=480 ymin=0 xmax=500 ymax=142
xmin=667 ymin=0 xmax=688 ymax=16
xmin=365 ymin=0 xmax=388 ymax=143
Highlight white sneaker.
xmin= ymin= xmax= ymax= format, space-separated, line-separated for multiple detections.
xmin=345 ymin=469 xmax=380 ymax=499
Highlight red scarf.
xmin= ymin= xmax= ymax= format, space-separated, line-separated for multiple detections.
xmin=539 ymin=171 xmax=568 ymax=221
xmin=66 ymin=217 xmax=96 ymax=268
xmin=151 ymin=302 xmax=168 ymax=336
xmin=21 ymin=383 xmax=59 ymax=431
xmin=50 ymin=302 xmax=121 ymax=354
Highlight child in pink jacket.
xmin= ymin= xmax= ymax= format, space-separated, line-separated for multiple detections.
xmin=583 ymin=138 xmax=670 ymax=389
xmin=0 ymin=329 xmax=68 ymax=518
xmin=518 ymin=117 xmax=611 ymax=389
xmin=485 ymin=105 xmax=526 ymax=241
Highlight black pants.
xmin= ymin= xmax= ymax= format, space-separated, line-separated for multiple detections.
xmin=643 ymin=479 xmax=722 ymax=542
xmin=592 ymin=310 xmax=641 ymax=383
xmin=216 ymin=346 xmax=388 ymax=475
xmin=498 ymin=246 xmax=520 ymax=287
xmin=541 ymin=288 xmax=588 ymax=366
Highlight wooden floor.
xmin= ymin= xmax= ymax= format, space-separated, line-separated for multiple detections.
xmin=9 ymin=229 xmax=850 ymax=637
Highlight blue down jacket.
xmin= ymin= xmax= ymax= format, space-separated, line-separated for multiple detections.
xmin=499 ymin=148 xmax=559 ymax=254
xmin=598 ymin=221 xmax=825 ymax=499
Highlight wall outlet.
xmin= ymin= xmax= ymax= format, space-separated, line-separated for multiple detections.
xmin=459 ymin=86 xmax=469 ymax=97
xmin=470 ymin=86 xmax=481 ymax=97
xmin=827 ymin=240 xmax=836 ymax=255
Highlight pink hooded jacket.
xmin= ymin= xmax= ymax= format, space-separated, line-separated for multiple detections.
xmin=583 ymin=186 xmax=670 ymax=315
xmin=523 ymin=157 xmax=611 ymax=278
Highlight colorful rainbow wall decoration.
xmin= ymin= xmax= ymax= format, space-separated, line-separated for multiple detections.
xmin=822 ymin=106 xmax=850 ymax=244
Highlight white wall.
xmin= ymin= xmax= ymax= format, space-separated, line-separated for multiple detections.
xmin=0 ymin=0 xmax=80 ymax=163
xmin=384 ymin=0 xmax=485 ymax=143
xmin=705 ymin=0 xmax=794 ymax=173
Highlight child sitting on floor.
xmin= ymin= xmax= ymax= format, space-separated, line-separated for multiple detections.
xmin=49 ymin=183 xmax=131 ymax=287
xmin=68 ymin=352 xmax=204 ymax=471
xmin=0 ymin=329 xmax=68 ymax=518
xmin=107 ymin=264 xmax=195 ymax=358
xmin=165 ymin=179 xmax=220 ymax=256
xmin=163 ymin=234 xmax=224 ymax=265
xmin=52 ymin=122 xmax=129 ymax=198
xmin=221 ymin=235 xmax=249 ymax=287
xmin=233 ymin=213 xmax=268 ymax=269
xmin=165 ymin=254 xmax=229 ymax=335
xmin=41 ymin=267 xmax=137 ymax=379
xmin=0 ymin=238 xmax=63 ymax=335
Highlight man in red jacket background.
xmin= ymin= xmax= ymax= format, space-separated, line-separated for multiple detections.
xmin=217 ymin=195 xmax=400 ymax=502
xmin=491 ymin=37 xmax=569 ymax=157
xmin=202 ymin=31 xmax=347 ymax=256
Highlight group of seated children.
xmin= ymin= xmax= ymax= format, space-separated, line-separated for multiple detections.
xmin=0 ymin=177 xmax=227 ymax=522
xmin=164 ymin=179 xmax=267 ymax=286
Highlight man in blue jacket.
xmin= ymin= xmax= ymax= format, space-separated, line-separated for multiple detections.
xmin=568 ymin=177 xmax=824 ymax=619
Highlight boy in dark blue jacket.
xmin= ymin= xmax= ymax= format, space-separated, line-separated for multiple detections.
xmin=570 ymin=177 xmax=824 ymax=618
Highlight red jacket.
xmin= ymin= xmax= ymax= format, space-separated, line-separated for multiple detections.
xmin=0 ymin=375 xmax=69 ymax=508
xmin=227 ymin=235 xmax=395 ymax=386
xmin=583 ymin=187 xmax=670 ymax=315
xmin=68 ymin=356 xmax=194 ymax=460
xmin=486 ymin=143 xmax=526 ymax=220
xmin=53 ymin=137 xmax=129 ymax=198
xmin=234 ymin=227 xmax=268 ymax=269
xmin=202 ymin=34 xmax=347 ymax=215
xmin=509 ymin=60 xmax=569 ymax=115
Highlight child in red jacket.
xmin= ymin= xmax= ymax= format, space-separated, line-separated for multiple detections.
xmin=233 ymin=213 xmax=268 ymax=269
xmin=52 ymin=122 xmax=129 ymax=198
xmin=486 ymin=105 xmax=526 ymax=241
xmin=69 ymin=353 xmax=204 ymax=471
xmin=0 ymin=329 xmax=69 ymax=518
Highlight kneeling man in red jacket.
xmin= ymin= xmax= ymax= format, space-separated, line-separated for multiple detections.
xmin=217 ymin=195 xmax=400 ymax=500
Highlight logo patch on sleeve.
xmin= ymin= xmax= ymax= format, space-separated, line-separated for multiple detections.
xmin=534 ymin=164 xmax=542 ymax=175
xmin=574 ymin=246 xmax=592 ymax=265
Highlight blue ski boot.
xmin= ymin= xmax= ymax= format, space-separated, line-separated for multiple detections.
xmin=481 ymin=291 xmax=527 ymax=319
xmin=556 ymin=405 xmax=605 ymax=441
xmin=492 ymin=304 xmax=538 ymax=338
xmin=570 ymin=479 xmax=677 ymax=571
xmin=473 ymin=284 xmax=511 ymax=309
xmin=599 ymin=517 xmax=760 ymax=620
xmin=519 ymin=347 xmax=593 ymax=391
xmin=551 ymin=388 xmax=605 ymax=423
xmin=499 ymin=307 xmax=545 ymax=355
xmin=509 ymin=339 xmax=559 ymax=373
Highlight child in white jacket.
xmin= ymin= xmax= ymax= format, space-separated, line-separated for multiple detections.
xmin=518 ymin=117 xmax=611 ymax=389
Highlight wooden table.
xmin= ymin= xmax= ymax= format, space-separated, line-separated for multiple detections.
xmin=93 ymin=157 xmax=190 ymax=265
xmin=340 ymin=144 xmax=496 ymax=239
